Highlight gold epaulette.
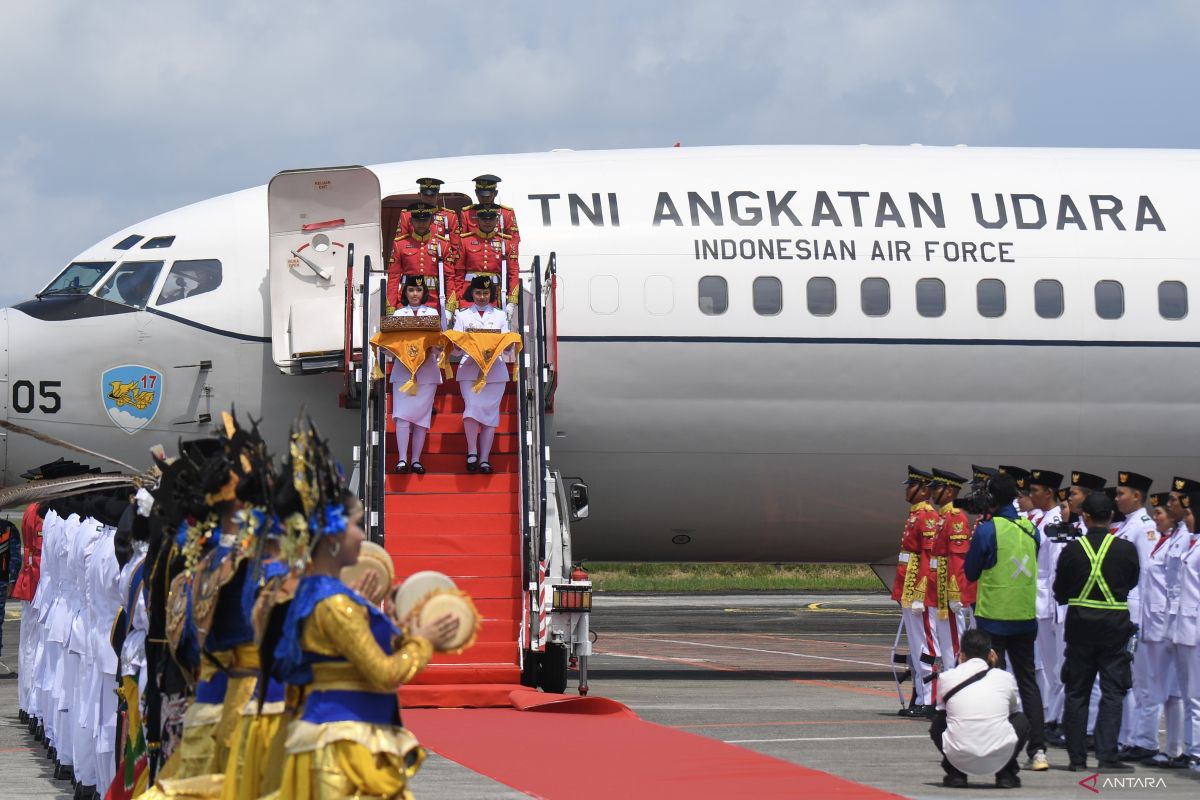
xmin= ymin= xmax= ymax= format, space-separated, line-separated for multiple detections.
xmin=460 ymin=230 xmax=479 ymax=239
xmin=394 ymin=231 xmax=413 ymax=242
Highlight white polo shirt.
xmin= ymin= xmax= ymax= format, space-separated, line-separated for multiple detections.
xmin=937 ymin=657 xmax=1020 ymax=775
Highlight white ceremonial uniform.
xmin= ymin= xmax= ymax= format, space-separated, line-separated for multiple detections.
xmin=1110 ymin=509 xmax=1157 ymax=746
xmin=454 ymin=304 xmax=513 ymax=428
xmin=1033 ymin=506 xmax=1066 ymax=722
xmin=66 ymin=516 xmax=103 ymax=783
xmin=88 ymin=524 xmax=122 ymax=791
xmin=389 ymin=305 xmax=443 ymax=429
xmin=1167 ymin=525 xmax=1200 ymax=759
xmin=1134 ymin=525 xmax=1186 ymax=756
xmin=42 ymin=513 xmax=75 ymax=755
xmin=29 ymin=510 xmax=64 ymax=734
xmin=26 ymin=510 xmax=56 ymax=724
xmin=937 ymin=658 xmax=1021 ymax=776
xmin=118 ymin=541 xmax=150 ymax=690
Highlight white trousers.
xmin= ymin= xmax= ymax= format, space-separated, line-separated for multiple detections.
xmin=1173 ymin=643 xmax=1200 ymax=758
xmin=17 ymin=602 xmax=36 ymax=711
xmin=935 ymin=606 xmax=973 ymax=668
xmin=1035 ymin=616 xmax=1063 ymax=721
xmin=902 ymin=606 xmax=939 ymax=705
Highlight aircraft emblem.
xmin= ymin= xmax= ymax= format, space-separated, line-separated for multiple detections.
xmin=102 ymin=364 xmax=164 ymax=434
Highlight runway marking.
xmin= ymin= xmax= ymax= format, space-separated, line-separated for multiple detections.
xmin=597 ymin=650 xmax=739 ymax=672
xmin=724 ymin=734 xmax=928 ymax=744
xmin=790 ymin=679 xmax=896 ymax=699
xmin=678 ymin=718 xmax=915 ymax=730
xmin=633 ymin=637 xmax=894 ymax=669
xmin=719 ymin=603 xmax=897 ymax=619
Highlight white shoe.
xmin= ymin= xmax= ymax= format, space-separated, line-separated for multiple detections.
xmin=1029 ymin=750 xmax=1049 ymax=771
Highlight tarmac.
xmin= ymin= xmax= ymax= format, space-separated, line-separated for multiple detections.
xmin=5 ymin=593 xmax=1199 ymax=799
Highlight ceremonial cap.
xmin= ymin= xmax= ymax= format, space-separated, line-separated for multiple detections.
xmin=931 ymin=468 xmax=966 ymax=488
xmin=1149 ymin=492 xmax=1168 ymax=508
xmin=416 ymin=177 xmax=444 ymax=192
xmin=1116 ymin=471 xmax=1153 ymax=494
xmin=1028 ymin=469 xmax=1064 ymax=490
xmin=971 ymin=464 xmax=998 ymax=484
xmin=1172 ymin=476 xmax=1200 ymax=493
xmin=999 ymin=465 xmax=1031 ymax=491
xmin=1181 ymin=492 xmax=1200 ymax=511
xmin=903 ymin=465 xmax=933 ymax=486
xmin=474 ymin=206 xmax=500 ymax=220
xmin=407 ymin=201 xmax=436 ymax=219
xmin=473 ymin=174 xmax=501 ymax=190
xmin=1056 ymin=487 xmax=1070 ymax=503
xmin=1070 ymin=470 xmax=1106 ymax=492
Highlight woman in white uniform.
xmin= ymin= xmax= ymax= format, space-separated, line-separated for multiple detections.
xmin=390 ymin=275 xmax=441 ymax=475
xmin=453 ymin=275 xmax=512 ymax=474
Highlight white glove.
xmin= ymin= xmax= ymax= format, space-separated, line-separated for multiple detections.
xmin=911 ymin=601 xmax=925 ymax=612
xmin=949 ymin=601 xmax=963 ymax=613
xmin=135 ymin=487 xmax=155 ymax=518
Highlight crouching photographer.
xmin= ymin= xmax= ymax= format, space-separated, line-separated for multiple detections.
xmin=931 ymin=629 xmax=1031 ymax=789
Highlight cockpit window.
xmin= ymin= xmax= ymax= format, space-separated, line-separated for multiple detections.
xmin=141 ymin=235 xmax=176 ymax=249
xmin=95 ymin=261 xmax=164 ymax=309
xmin=156 ymin=259 xmax=223 ymax=305
xmin=113 ymin=234 xmax=143 ymax=250
xmin=39 ymin=261 xmax=116 ymax=296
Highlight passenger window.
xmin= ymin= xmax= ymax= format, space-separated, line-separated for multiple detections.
xmin=860 ymin=278 xmax=890 ymax=316
xmin=806 ymin=277 xmax=836 ymax=316
xmin=643 ymin=275 xmax=674 ymax=315
xmin=589 ymin=275 xmax=619 ymax=314
xmin=976 ymin=279 xmax=1006 ymax=318
xmin=698 ymin=276 xmax=728 ymax=315
xmin=156 ymin=259 xmax=223 ymax=305
xmin=752 ymin=276 xmax=782 ymax=316
xmin=915 ymin=278 xmax=945 ymax=318
xmin=1034 ymin=279 xmax=1063 ymax=319
xmin=40 ymin=261 xmax=115 ymax=296
xmin=1158 ymin=281 xmax=1188 ymax=320
xmin=1095 ymin=280 xmax=1124 ymax=320
xmin=95 ymin=261 xmax=164 ymax=309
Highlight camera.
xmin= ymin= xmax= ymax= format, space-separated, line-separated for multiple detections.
xmin=1043 ymin=520 xmax=1078 ymax=542
xmin=952 ymin=484 xmax=994 ymax=515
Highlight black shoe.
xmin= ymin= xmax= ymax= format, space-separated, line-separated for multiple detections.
xmin=410 ymin=461 xmax=425 ymax=475
xmin=1171 ymin=754 xmax=1200 ymax=768
xmin=1118 ymin=745 xmax=1157 ymax=761
xmin=395 ymin=460 xmax=409 ymax=474
xmin=942 ymin=774 xmax=968 ymax=788
xmin=1143 ymin=752 xmax=1174 ymax=768
xmin=1097 ymin=760 xmax=1135 ymax=773
xmin=1068 ymin=761 xmax=1088 ymax=772
xmin=1046 ymin=730 xmax=1068 ymax=748
xmin=54 ymin=762 xmax=72 ymax=781
xmin=479 ymin=461 xmax=494 ymax=474
xmin=18 ymin=710 xmax=27 ymax=724
xmin=995 ymin=772 xmax=1021 ymax=789
xmin=466 ymin=455 xmax=479 ymax=473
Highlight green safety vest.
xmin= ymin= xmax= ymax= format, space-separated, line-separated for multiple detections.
xmin=975 ymin=517 xmax=1038 ymax=621
xmin=1067 ymin=535 xmax=1128 ymax=611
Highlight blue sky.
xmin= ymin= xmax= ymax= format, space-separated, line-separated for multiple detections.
xmin=2 ymin=1 xmax=1197 ymax=306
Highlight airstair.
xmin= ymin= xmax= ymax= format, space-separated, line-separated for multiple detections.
xmin=266 ymin=166 xmax=593 ymax=693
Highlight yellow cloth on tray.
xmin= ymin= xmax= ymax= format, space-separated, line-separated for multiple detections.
xmin=442 ymin=330 xmax=523 ymax=392
xmin=370 ymin=329 xmax=449 ymax=391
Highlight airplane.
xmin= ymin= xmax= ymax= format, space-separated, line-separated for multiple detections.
xmin=2 ymin=144 xmax=1198 ymax=573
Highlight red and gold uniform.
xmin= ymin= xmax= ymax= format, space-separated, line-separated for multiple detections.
xmin=396 ymin=206 xmax=459 ymax=239
xmin=460 ymin=203 xmax=519 ymax=246
xmin=893 ymin=467 xmax=942 ymax=711
xmin=454 ymin=230 xmax=519 ymax=306
xmin=387 ymin=232 xmax=459 ymax=310
xmin=933 ymin=500 xmax=973 ymax=662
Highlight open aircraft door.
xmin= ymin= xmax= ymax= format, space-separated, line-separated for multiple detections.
xmin=268 ymin=166 xmax=382 ymax=373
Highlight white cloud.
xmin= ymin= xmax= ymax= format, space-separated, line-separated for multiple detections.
xmin=105 ymin=404 xmax=155 ymax=434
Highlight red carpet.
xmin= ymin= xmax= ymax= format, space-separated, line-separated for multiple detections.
xmin=406 ymin=693 xmax=905 ymax=800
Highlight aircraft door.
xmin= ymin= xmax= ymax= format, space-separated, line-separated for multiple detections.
xmin=268 ymin=166 xmax=382 ymax=372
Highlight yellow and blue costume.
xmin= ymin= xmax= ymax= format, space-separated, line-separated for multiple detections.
xmin=270 ymin=574 xmax=432 ymax=800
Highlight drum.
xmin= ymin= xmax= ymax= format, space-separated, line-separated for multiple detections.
xmin=339 ymin=541 xmax=395 ymax=605
xmin=391 ymin=570 xmax=481 ymax=653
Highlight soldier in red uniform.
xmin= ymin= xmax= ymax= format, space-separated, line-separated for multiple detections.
xmin=388 ymin=203 xmax=460 ymax=313
xmin=395 ymin=177 xmax=460 ymax=239
xmin=453 ymin=207 xmax=519 ymax=308
xmin=460 ymin=174 xmax=519 ymax=247
xmin=893 ymin=466 xmax=942 ymax=717
xmin=930 ymin=469 xmax=974 ymax=666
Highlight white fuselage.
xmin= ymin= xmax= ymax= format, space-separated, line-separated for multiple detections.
xmin=3 ymin=145 xmax=1198 ymax=563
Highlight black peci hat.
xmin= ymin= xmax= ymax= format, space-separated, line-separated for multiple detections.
xmin=999 ymin=465 xmax=1031 ymax=492
xmin=1070 ymin=471 xmax=1106 ymax=492
xmin=1028 ymin=469 xmax=1064 ymax=490
xmin=1149 ymin=492 xmax=1169 ymax=508
xmin=1172 ymin=476 xmax=1200 ymax=494
xmin=1116 ymin=471 xmax=1153 ymax=494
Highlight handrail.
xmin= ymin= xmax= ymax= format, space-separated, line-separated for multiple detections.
xmin=516 ymin=264 xmax=535 ymax=652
